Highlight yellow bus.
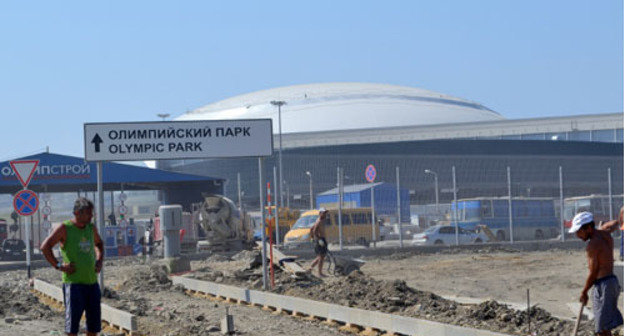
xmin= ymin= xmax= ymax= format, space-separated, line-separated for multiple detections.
xmin=284 ymin=208 xmax=379 ymax=247
xmin=253 ymin=207 xmax=300 ymax=241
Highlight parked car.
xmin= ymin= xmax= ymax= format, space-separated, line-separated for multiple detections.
xmin=411 ymin=225 xmax=487 ymax=246
xmin=1 ymin=239 xmax=26 ymax=260
xmin=379 ymin=223 xmax=393 ymax=241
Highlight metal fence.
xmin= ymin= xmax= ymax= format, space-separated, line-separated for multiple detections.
xmin=223 ymin=142 xmax=623 ymax=247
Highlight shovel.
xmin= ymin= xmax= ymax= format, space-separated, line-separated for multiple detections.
xmin=571 ymin=303 xmax=585 ymax=336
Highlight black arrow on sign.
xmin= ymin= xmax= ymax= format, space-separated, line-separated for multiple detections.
xmin=91 ymin=133 xmax=103 ymax=153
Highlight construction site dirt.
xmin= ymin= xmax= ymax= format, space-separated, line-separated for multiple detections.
xmin=3 ymin=246 xmax=622 ymax=336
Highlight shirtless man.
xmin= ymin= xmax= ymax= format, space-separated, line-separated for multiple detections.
xmin=569 ymin=211 xmax=623 ymax=335
xmin=309 ymin=208 xmax=329 ymax=277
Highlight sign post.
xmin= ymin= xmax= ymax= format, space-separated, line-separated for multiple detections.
xmin=10 ymin=160 xmax=40 ymax=279
xmin=84 ymin=119 xmax=273 ymax=291
xmin=365 ymin=164 xmax=377 ymax=248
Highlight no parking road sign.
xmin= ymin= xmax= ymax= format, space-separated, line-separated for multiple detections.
xmin=13 ymin=189 xmax=39 ymax=216
xmin=365 ymin=164 xmax=377 ymax=183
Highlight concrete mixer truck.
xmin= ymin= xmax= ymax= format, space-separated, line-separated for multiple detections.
xmin=153 ymin=194 xmax=253 ymax=253
xmin=193 ymin=194 xmax=253 ymax=252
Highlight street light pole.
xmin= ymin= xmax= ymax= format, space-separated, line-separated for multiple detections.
xmin=424 ymin=170 xmax=439 ymax=214
xmin=306 ymin=171 xmax=313 ymax=209
xmin=156 ymin=113 xmax=170 ymax=121
xmin=271 ymin=101 xmax=286 ymax=212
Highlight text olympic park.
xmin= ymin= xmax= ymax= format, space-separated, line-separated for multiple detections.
xmin=106 ymin=126 xmax=252 ymax=154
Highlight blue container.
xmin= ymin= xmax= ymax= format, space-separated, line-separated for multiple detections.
xmin=105 ymin=247 xmax=118 ymax=257
xmin=132 ymin=243 xmax=142 ymax=255
xmin=126 ymin=226 xmax=137 ymax=245
xmin=104 ymin=227 xmax=118 ymax=248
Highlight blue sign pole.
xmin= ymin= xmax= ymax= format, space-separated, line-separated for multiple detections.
xmin=365 ymin=164 xmax=377 ymax=248
xmin=13 ymin=189 xmax=39 ymax=279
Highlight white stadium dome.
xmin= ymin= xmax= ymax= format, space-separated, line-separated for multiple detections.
xmin=177 ymin=82 xmax=504 ymax=133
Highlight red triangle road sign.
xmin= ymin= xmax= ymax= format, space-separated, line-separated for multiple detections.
xmin=9 ymin=160 xmax=39 ymax=188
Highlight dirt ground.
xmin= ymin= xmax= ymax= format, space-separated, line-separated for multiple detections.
xmin=2 ymin=246 xmax=622 ymax=335
xmin=189 ymin=249 xmax=597 ymax=335
xmin=359 ymin=247 xmax=605 ymax=319
xmin=26 ymin=257 xmax=342 ymax=336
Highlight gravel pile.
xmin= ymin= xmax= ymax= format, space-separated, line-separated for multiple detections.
xmin=119 ymin=264 xmax=173 ymax=292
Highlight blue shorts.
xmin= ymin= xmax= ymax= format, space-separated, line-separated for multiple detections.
xmin=592 ymin=274 xmax=623 ymax=333
xmin=63 ymin=283 xmax=101 ymax=334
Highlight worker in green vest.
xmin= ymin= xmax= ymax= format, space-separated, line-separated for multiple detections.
xmin=41 ymin=197 xmax=104 ymax=336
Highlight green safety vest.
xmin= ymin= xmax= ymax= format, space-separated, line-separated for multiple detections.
xmin=61 ymin=220 xmax=97 ymax=284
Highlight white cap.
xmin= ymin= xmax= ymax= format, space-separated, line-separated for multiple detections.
xmin=569 ymin=212 xmax=594 ymax=233
xmin=319 ymin=207 xmax=328 ymax=213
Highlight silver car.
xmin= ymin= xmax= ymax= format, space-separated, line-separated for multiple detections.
xmin=412 ymin=225 xmax=488 ymax=246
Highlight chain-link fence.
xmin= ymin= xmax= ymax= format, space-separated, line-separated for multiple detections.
xmin=192 ymin=139 xmax=624 ymax=247
xmin=3 ymin=140 xmax=622 ymax=251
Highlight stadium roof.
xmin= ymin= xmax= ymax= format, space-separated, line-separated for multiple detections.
xmin=177 ymin=82 xmax=503 ymax=133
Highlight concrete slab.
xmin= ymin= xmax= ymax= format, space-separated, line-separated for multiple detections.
xmin=32 ymin=279 xmax=137 ymax=332
xmin=256 ymin=241 xmax=306 ymax=275
xmin=172 ymin=276 xmax=512 ymax=336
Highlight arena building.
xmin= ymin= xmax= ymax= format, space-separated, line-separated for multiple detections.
xmin=160 ymin=83 xmax=623 ymax=209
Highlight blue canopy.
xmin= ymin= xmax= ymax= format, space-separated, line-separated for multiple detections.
xmin=0 ymin=152 xmax=223 ymax=197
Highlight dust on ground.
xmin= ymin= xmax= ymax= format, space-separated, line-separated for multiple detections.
xmin=30 ymin=255 xmax=342 ymax=336
xmin=0 ymin=278 xmax=63 ymax=335
xmin=188 ymin=249 xmax=598 ymax=336
xmin=361 ymin=248 xmax=597 ymax=318
xmin=6 ymin=246 xmax=621 ymax=336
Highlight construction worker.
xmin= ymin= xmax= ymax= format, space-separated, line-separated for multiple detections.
xmin=41 ymin=197 xmax=104 ymax=336
xmin=569 ymin=211 xmax=623 ymax=336
xmin=309 ymin=207 xmax=329 ymax=277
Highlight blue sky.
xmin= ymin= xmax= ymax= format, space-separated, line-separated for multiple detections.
xmin=0 ymin=1 xmax=621 ymax=160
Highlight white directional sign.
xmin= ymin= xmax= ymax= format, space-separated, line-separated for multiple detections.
xmin=84 ymin=119 xmax=273 ymax=161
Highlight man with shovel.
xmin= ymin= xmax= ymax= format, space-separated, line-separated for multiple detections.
xmin=569 ymin=211 xmax=623 ymax=335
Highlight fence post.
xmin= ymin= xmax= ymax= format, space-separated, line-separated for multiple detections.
xmin=273 ymin=166 xmax=280 ymax=246
xmin=608 ymin=168 xmax=613 ymax=220
xmin=258 ymin=158 xmax=268 ymax=290
xmin=397 ymin=166 xmax=403 ymax=248
xmin=237 ymin=173 xmax=242 ymax=212
xmin=337 ymin=167 xmax=343 ymax=250
xmin=559 ymin=166 xmax=565 ymax=242
xmin=507 ymin=166 xmax=514 ymax=243
xmin=452 ymin=166 xmax=458 ymax=246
